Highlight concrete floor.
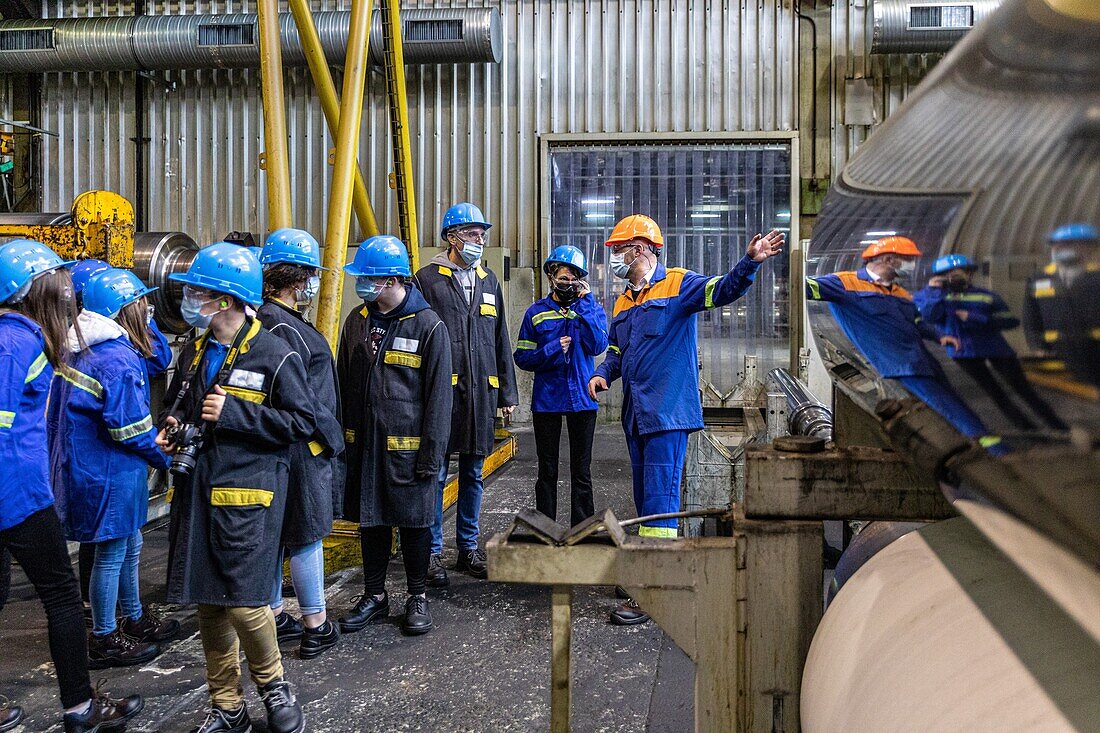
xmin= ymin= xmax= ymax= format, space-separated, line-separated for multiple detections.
xmin=0 ymin=424 xmax=694 ymax=733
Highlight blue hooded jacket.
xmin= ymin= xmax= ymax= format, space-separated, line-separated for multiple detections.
xmin=48 ymin=310 xmax=170 ymax=543
xmin=0 ymin=313 xmax=55 ymax=532
xmin=513 ymin=292 xmax=608 ymax=413
xmin=913 ymin=285 xmax=1018 ymax=360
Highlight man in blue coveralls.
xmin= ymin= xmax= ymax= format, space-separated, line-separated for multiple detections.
xmin=588 ymin=214 xmax=784 ymax=625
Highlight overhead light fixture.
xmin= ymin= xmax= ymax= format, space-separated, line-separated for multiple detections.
xmin=865 ymin=230 xmax=897 ymax=236
xmin=691 ymin=213 xmax=722 ymax=219
xmin=580 ymin=197 xmax=616 ymax=205
xmin=584 ymin=212 xmax=614 ymax=220
xmin=776 ymin=211 xmax=791 ymax=220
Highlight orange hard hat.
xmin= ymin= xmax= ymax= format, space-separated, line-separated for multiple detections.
xmin=605 ymin=214 xmax=665 ymax=249
xmin=861 ymin=236 xmax=922 ymax=260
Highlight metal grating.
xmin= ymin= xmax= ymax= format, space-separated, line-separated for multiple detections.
xmin=197 ymin=23 xmax=255 ymax=47
xmin=0 ymin=29 xmax=55 ymax=51
xmin=908 ymin=5 xmax=974 ymax=30
xmin=404 ymin=19 xmax=463 ymax=43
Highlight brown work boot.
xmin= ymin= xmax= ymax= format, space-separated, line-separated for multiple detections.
xmin=120 ymin=607 xmax=181 ymax=643
xmin=609 ymin=598 xmax=650 ymax=626
xmin=87 ymin=628 xmax=159 ymax=669
xmin=62 ymin=683 xmax=144 ymax=733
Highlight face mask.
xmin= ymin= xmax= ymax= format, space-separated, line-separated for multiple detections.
xmin=609 ymin=252 xmax=631 ymax=279
xmin=1051 ymin=248 xmax=1080 ymax=266
xmin=895 ymin=259 xmax=916 ymax=277
xmin=180 ymin=294 xmax=218 ymax=330
xmin=553 ymin=282 xmax=578 ymax=305
xmin=459 ymin=242 xmax=483 ymax=266
xmin=296 ymin=275 xmax=321 ymax=305
xmin=356 ymin=278 xmax=387 ymax=303
xmin=146 ymin=304 xmax=156 ymax=326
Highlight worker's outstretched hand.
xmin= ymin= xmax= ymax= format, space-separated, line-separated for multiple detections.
xmin=747 ymin=229 xmax=785 ymax=262
xmin=588 ymin=376 xmax=608 ymax=400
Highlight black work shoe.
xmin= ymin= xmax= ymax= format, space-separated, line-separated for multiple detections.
xmin=455 ymin=548 xmax=488 ymax=579
xmin=0 ymin=698 xmax=24 ymax=733
xmin=609 ymin=598 xmax=651 ymax=626
xmin=338 ymin=593 xmax=389 ymax=633
xmin=273 ymin=612 xmax=304 ymax=644
xmin=259 ymin=680 xmax=304 ymax=733
xmin=299 ymin=620 xmax=340 ymax=660
xmin=87 ymin=629 xmax=159 ymax=670
xmin=426 ymin=553 xmax=449 ymax=588
xmin=401 ymin=595 xmax=433 ymax=636
xmin=63 ymin=684 xmax=144 ymax=733
xmin=190 ymin=705 xmax=251 ymax=733
xmin=120 ymin=607 xmax=181 ymax=643
xmin=614 ymin=585 xmax=632 ymax=600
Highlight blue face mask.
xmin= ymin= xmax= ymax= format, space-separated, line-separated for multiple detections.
xmin=296 ymin=275 xmax=321 ymax=306
xmin=460 ymin=242 xmax=483 ymax=266
xmin=356 ymin=277 xmax=386 ymax=302
xmin=180 ymin=293 xmax=217 ymax=330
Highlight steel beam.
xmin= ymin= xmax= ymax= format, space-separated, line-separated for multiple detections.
xmin=256 ymin=0 xmax=292 ymax=231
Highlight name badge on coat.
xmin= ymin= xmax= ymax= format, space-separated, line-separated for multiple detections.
xmin=482 ymin=292 xmax=496 ymax=305
xmin=226 ymin=369 xmax=265 ymax=390
xmin=392 ymin=337 xmax=420 ymax=353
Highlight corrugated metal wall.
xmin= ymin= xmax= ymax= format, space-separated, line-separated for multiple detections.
xmin=38 ymin=0 xmax=796 ymax=256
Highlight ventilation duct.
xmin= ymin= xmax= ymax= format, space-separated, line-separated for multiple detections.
xmin=0 ymin=7 xmax=501 ymax=72
xmin=871 ymin=0 xmax=1002 ymax=53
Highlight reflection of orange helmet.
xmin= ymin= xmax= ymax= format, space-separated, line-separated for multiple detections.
xmin=605 ymin=214 xmax=665 ymax=249
xmin=861 ymin=236 xmax=921 ymax=260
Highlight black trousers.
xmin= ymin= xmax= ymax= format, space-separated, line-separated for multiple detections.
xmin=532 ymin=410 xmax=597 ymax=527
xmin=955 ymin=357 xmax=1068 ymax=431
xmin=360 ymin=525 xmax=432 ymax=597
xmin=0 ymin=507 xmax=94 ymax=708
xmin=79 ymin=542 xmax=95 ymax=603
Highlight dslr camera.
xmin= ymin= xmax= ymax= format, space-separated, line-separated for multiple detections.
xmin=166 ymin=422 xmax=206 ymax=477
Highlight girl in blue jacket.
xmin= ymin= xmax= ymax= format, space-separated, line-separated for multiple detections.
xmin=48 ymin=269 xmax=177 ymax=671
xmin=0 ymin=241 xmax=144 ymax=732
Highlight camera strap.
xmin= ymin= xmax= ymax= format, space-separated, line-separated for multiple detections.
xmin=166 ymin=317 xmax=258 ymax=419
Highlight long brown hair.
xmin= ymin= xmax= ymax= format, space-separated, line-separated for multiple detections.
xmin=12 ymin=268 xmax=82 ymax=366
xmin=116 ymin=296 xmax=153 ymax=358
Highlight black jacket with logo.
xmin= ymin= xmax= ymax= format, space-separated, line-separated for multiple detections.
xmin=337 ymin=285 xmax=452 ymax=527
xmin=414 ymin=254 xmax=518 ymax=456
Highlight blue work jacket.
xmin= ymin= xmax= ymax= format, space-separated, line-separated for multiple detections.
xmin=513 ymin=293 xmax=609 ymax=413
xmin=806 ymin=268 xmax=940 ymax=379
xmin=146 ymin=319 xmax=172 ymax=379
xmin=0 ymin=313 xmax=55 ymax=533
xmin=48 ymin=311 xmax=170 ymax=543
xmin=593 ymin=257 xmax=761 ymax=435
xmin=914 ymin=285 xmax=1017 ymax=360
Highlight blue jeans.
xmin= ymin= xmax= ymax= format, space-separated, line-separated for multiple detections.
xmin=90 ymin=531 xmax=143 ymax=636
xmin=270 ymin=540 xmax=327 ymax=617
xmin=624 ymin=429 xmax=688 ymax=538
xmin=431 ymin=453 xmax=485 ymax=554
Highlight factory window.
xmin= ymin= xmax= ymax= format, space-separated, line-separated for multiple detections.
xmin=405 ymin=19 xmax=464 ymax=42
xmin=546 ymin=142 xmax=793 ymax=396
xmin=0 ymin=29 xmax=55 ymax=51
xmin=197 ymin=24 xmax=256 ymax=47
xmin=908 ymin=5 xmax=974 ymax=30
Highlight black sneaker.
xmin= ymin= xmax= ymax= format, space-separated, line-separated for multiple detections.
xmin=455 ymin=548 xmax=488 ymax=579
xmin=87 ymin=629 xmax=159 ymax=670
xmin=609 ymin=598 xmax=650 ymax=626
xmin=0 ymin=697 xmax=24 ymax=733
xmin=259 ymin=680 xmax=304 ymax=733
xmin=120 ymin=607 xmax=181 ymax=643
xmin=63 ymin=682 xmax=144 ymax=733
xmin=299 ymin=620 xmax=340 ymax=660
xmin=426 ymin=553 xmax=449 ymax=588
xmin=273 ymin=612 xmax=304 ymax=644
xmin=190 ymin=705 xmax=251 ymax=733
xmin=401 ymin=595 xmax=433 ymax=636
xmin=337 ymin=593 xmax=389 ymax=633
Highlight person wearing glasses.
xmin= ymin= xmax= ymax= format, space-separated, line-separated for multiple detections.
xmin=414 ymin=202 xmax=518 ymax=587
xmin=514 ymin=245 xmax=608 ymax=527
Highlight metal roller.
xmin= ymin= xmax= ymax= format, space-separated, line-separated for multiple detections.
xmin=769 ymin=368 xmax=834 ymax=441
xmin=132 ymin=231 xmax=199 ymax=335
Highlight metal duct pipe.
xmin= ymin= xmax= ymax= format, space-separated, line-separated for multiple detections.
xmin=132 ymin=231 xmax=199 ymax=335
xmin=0 ymin=7 xmax=501 ymax=72
xmin=871 ymin=0 xmax=1002 ymax=53
xmin=768 ymin=368 xmax=834 ymax=441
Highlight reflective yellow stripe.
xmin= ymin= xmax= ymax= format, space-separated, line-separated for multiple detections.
xmin=386 ymin=436 xmax=421 ymax=451
xmin=210 ymin=488 xmax=273 ymax=507
xmin=480 ymin=303 xmax=498 ymax=317
xmin=165 ymin=487 xmax=174 ymax=503
xmin=398 ymin=313 xmax=416 ymax=321
xmin=532 ymin=310 xmax=565 ymax=326
xmin=1033 ymin=287 xmax=1056 ymax=298
xmin=383 ymin=350 xmax=422 ymax=368
xmin=108 ymin=415 xmax=153 ymax=442
xmin=451 ymin=373 xmax=459 ymax=386
xmin=639 ymin=525 xmax=677 ymax=538
xmin=1043 ymin=330 xmax=1060 ymax=343
xmin=488 ymin=375 xmax=500 ymax=388
xmin=946 ymin=293 xmax=994 ymax=303
xmin=57 ymin=366 xmax=103 ymax=399
xmin=344 ymin=429 xmax=356 ymax=444
xmin=223 ymin=386 xmax=265 ymax=404
xmin=308 ymin=440 xmax=326 ymax=456
xmin=703 ymin=276 xmax=722 ymax=309
xmin=1090 ymin=328 xmax=1100 ymax=341
xmin=978 ymin=436 xmax=1003 ymax=449
xmin=517 ymin=339 xmax=537 ymax=350
xmin=437 ymin=265 xmax=453 ymax=277
xmin=806 ymin=277 xmax=822 ymax=301
xmin=24 ymin=352 xmax=47 ymax=383
xmin=608 ymin=345 xmax=621 ymax=355
xmin=0 ymin=410 xmax=14 ymax=428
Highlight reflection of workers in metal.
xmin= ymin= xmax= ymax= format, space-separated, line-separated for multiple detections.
xmin=336 ymin=236 xmax=453 ymax=638
xmin=1024 ymin=223 xmax=1100 ymax=386
xmin=806 ymin=237 xmax=995 ymax=446
xmin=514 ymin=245 xmax=608 ymax=527
xmin=589 ymin=214 xmax=784 ymax=626
xmin=916 ymin=255 xmax=1067 ymax=431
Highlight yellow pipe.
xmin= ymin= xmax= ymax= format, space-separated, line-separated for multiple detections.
xmin=287 ymin=0 xmax=380 ymax=240
xmin=380 ymin=0 xmax=421 ymax=272
xmin=316 ymin=0 xmax=374 ymax=352
xmin=256 ymin=0 xmax=292 ymax=231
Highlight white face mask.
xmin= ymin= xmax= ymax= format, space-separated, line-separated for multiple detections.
xmin=459 ymin=241 xmax=483 ymax=266
xmin=609 ymin=252 xmax=631 ymax=279
xmin=895 ymin=259 xmax=916 ymax=277
xmin=296 ymin=275 xmax=321 ymax=306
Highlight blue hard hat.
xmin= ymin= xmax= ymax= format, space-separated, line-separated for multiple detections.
xmin=169 ymin=242 xmax=264 ymax=307
xmin=0 ymin=239 xmax=73 ymax=304
xmin=1049 ymin=223 xmax=1098 ymax=244
xmin=69 ymin=259 xmax=111 ymax=295
xmin=344 ymin=235 xmax=411 ymax=278
xmin=931 ymin=254 xmax=976 ymax=275
xmin=260 ymin=228 xmax=327 ymax=270
xmin=440 ymin=202 xmax=492 ymax=240
xmin=544 ymin=245 xmax=588 ymax=278
xmin=83 ymin=268 xmax=157 ymax=319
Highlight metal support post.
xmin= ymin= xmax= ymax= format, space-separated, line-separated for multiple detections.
xmin=256 ymin=0 xmax=292 ymax=231
xmin=287 ymin=0 xmax=379 ymax=240
xmin=379 ymin=0 xmax=421 ymax=271
xmin=316 ymin=0 xmax=373 ymax=351
xmin=550 ymin=585 xmax=572 ymax=733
